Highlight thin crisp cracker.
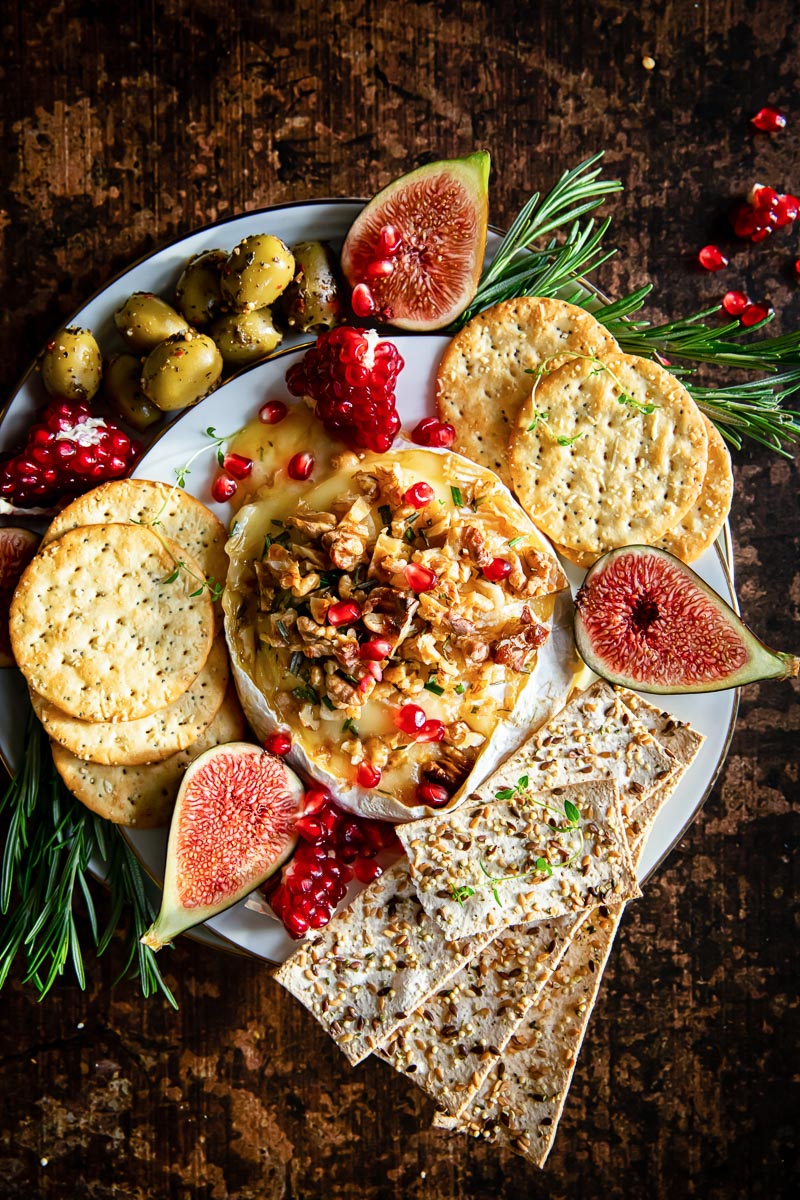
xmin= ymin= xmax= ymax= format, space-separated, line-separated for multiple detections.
xmin=273 ymin=859 xmax=497 ymax=1066
xmin=509 ymin=352 xmax=708 ymax=562
xmin=52 ymin=683 xmax=246 ymax=827
xmin=10 ymin=523 xmax=214 ymax=722
xmin=435 ymin=297 xmax=618 ymax=486
xmin=31 ymin=636 xmax=229 ymax=765
xmin=398 ymin=779 xmax=640 ymax=940
xmin=656 ymin=416 xmax=733 ymax=564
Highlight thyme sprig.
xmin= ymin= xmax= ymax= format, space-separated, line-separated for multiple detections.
xmin=175 ymin=425 xmax=244 ymax=488
xmin=0 ymin=711 xmax=176 ymax=1005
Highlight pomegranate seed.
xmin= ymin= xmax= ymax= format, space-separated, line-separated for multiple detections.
xmin=394 ymin=703 xmax=427 ymax=735
xmin=405 ymin=562 xmax=437 ymax=592
xmin=351 ymin=282 xmax=376 ymax=316
xmin=482 ymin=557 xmax=512 ymax=581
xmin=741 ymin=302 xmax=772 ymax=326
xmin=327 ymin=600 xmax=361 ymax=627
xmin=354 ymin=859 xmax=383 ymax=884
xmin=223 ymin=452 xmax=253 ymax=479
xmin=722 ymin=290 xmax=749 ymax=316
xmin=211 ymin=474 xmax=237 ymax=502
xmin=295 ymin=815 xmax=328 ymax=845
xmin=775 ymin=194 xmax=800 ymax=227
xmin=259 ymin=399 xmax=288 ymax=424
xmin=357 ymin=762 xmax=382 ymax=788
xmin=308 ymin=907 xmax=331 ymax=929
xmin=416 ymin=782 xmax=450 ymax=807
xmin=411 ymin=417 xmax=456 ymax=448
xmin=417 ymin=719 xmax=445 ymax=743
xmin=732 ymin=204 xmax=761 ymax=239
xmin=751 ymin=227 xmax=772 ymax=244
xmin=752 ymin=184 xmax=781 ymax=213
xmin=366 ymin=258 xmax=395 ymax=279
xmin=288 ymin=451 xmax=314 ymax=480
xmin=269 ymin=884 xmax=289 ymax=916
xmin=376 ymin=224 xmax=402 ymax=256
xmin=403 ymin=481 xmax=435 ymax=509
xmin=302 ymin=787 xmax=332 ymax=814
xmin=284 ymin=910 xmax=310 ymax=939
xmin=698 ymin=245 xmax=729 ymax=271
xmin=794 ymin=259 xmax=800 ymax=278
xmin=359 ymin=637 xmax=392 ymax=661
xmin=264 ymin=731 xmax=292 ymax=756
xmin=751 ymin=106 xmax=786 ymax=132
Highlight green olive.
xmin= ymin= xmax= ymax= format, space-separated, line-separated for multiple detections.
xmin=140 ymin=332 xmax=223 ymax=412
xmin=103 ymin=354 xmax=163 ymax=431
xmin=40 ymin=326 xmax=102 ymax=403
xmin=220 ymin=234 xmax=295 ymax=313
xmin=175 ymin=249 xmax=227 ymax=327
xmin=210 ymin=308 xmax=283 ymax=366
xmin=114 ymin=293 xmax=189 ymax=353
xmin=278 ymin=241 xmax=343 ymax=333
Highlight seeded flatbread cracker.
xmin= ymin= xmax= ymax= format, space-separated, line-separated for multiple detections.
xmin=273 ymin=859 xmax=497 ymax=1066
xmin=398 ymin=779 xmax=640 ymax=940
xmin=51 ymin=683 xmax=246 ymax=827
xmin=42 ymin=478 xmax=228 ymax=592
xmin=509 ymin=352 xmax=708 ymax=562
xmin=10 ymin=523 xmax=214 ymax=722
xmin=31 ymin=636 xmax=229 ymax=766
xmin=656 ymin=416 xmax=733 ymax=563
xmin=435 ymin=297 xmax=618 ymax=486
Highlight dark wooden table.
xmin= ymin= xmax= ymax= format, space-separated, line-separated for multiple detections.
xmin=1 ymin=2 xmax=798 ymax=1197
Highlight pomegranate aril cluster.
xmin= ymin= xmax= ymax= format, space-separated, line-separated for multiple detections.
xmin=0 ymin=400 xmax=140 ymax=508
xmin=262 ymin=788 xmax=401 ymax=939
xmin=731 ymin=184 xmax=800 ymax=244
xmin=286 ymin=327 xmax=404 ymax=454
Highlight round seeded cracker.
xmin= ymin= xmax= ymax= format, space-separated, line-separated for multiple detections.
xmin=31 ymin=636 xmax=229 ymax=765
xmin=435 ymin=297 xmax=619 ymax=486
xmin=51 ymin=683 xmax=247 ymax=827
xmin=656 ymin=416 xmax=733 ymax=563
xmin=509 ymin=352 xmax=708 ymax=560
xmin=10 ymin=522 xmax=214 ymax=722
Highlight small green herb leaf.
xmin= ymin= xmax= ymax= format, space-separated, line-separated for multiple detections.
xmin=424 ymin=676 xmax=445 ymax=696
xmin=564 ymin=799 xmax=581 ymax=826
xmin=450 ymin=485 xmax=463 ymax=507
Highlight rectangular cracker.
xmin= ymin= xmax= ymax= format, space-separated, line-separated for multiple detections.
xmin=398 ymin=779 xmax=640 ymax=941
xmin=272 ymin=859 xmax=497 ymax=1066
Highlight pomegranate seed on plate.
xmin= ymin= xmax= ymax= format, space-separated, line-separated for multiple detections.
xmin=751 ymin=106 xmax=786 ymax=132
xmin=722 ymin=290 xmax=749 ymax=316
xmin=416 ymin=719 xmax=445 ymax=743
xmin=411 ymin=417 xmax=456 ymax=448
xmin=327 ymin=600 xmax=361 ymax=627
xmin=264 ymin=731 xmax=292 ymax=756
xmin=223 ymin=452 xmax=253 ymax=479
xmin=284 ymin=910 xmax=310 ymax=939
xmin=405 ymin=562 xmax=437 ymax=592
xmin=357 ymin=761 xmax=382 ymax=788
xmin=741 ymin=302 xmax=772 ymax=326
xmin=403 ymin=481 xmax=435 ymax=508
xmin=354 ymin=859 xmax=383 ymax=884
xmin=359 ymin=637 xmax=392 ymax=661
xmin=483 ymin=557 xmax=512 ymax=581
xmin=351 ymin=282 xmax=376 ymax=316
xmin=259 ymin=399 xmax=288 ymax=424
xmin=394 ymin=703 xmax=427 ymax=734
xmin=698 ymin=245 xmax=729 ymax=271
xmin=211 ymin=474 xmax=237 ymax=502
xmin=416 ymin=781 xmax=450 ymax=807
xmin=287 ymin=451 xmax=314 ymax=480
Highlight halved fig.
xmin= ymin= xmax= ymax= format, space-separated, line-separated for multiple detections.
xmin=340 ymin=152 xmax=490 ymax=331
xmin=0 ymin=527 xmax=39 ymax=667
xmin=141 ymin=743 xmax=305 ymax=950
xmin=574 ymin=545 xmax=799 ymax=694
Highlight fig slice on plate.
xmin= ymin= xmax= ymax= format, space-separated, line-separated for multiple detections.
xmin=340 ymin=152 xmax=490 ymax=331
xmin=574 ymin=545 xmax=799 ymax=694
xmin=0 ymin=526 xmax=39 ymax=667
xmin=141 ymin=743 xmax=305 ymax=950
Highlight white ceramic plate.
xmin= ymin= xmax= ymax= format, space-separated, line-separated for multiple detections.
xmin=0 ymin=200 xmax=738 ymax=964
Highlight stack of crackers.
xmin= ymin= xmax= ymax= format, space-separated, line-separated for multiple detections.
xmin=274 ymin=680 xmax=704 ymax=1168
xmin=436 ymin=297 xmax=734 ymax=567
xmin=9 ymin=479 xmax=244 ymax=827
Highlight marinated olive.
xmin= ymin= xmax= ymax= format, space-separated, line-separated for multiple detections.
xmin=210 ymin=308 xmax=283 ymax=366
xmin=103 ymin=353 xmax=163 ymax=431
xmin=220 ymin=234 xmax=294 ymax=313
xmin=278 ymin=241 xmax=343 ymax=332
xmin=114 ymin=292 xmax=189 ymax=353
xmin=175 ymin=249 xmax=227 ymax=327
xmin=40 ymin=326 xmax=102 ymax=403
xmin=140 ymin=332 xmax=223 ymax=412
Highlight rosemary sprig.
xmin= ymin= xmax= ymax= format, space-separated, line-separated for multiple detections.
xmin=0 ymin=711 xmax=176 ymax=1005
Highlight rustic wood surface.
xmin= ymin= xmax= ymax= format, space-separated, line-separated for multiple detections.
xmin=1 ymin=1 xmax=798 ymax=1197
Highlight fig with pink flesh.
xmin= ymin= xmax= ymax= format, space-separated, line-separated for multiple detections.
xmin=574 ymin=545 xmax=799 ymax=694
xmin=0 ymin=527 xmax=39 ymax=667
xmin=340 ymin=152 xmax=490 ymax=331
xmin=141 ymin=743 xmax=305 ymax=950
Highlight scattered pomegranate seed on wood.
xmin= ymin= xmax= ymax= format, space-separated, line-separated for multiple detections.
xmin=751 ymin=106 xmax=787 ymax=132
xmin=698 ymin=245 xmax=729 ymax=271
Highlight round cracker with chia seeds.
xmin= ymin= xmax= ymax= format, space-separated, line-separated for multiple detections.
xmin=10 ymin=522 xmax=214 ymax=722
xmin=656 ymin=416 xmax=733 ymax=563
xmin=435 ymin=296 xmax=619 ymax=486
xmin=31 ymin=636 xmax=229 ymax=766
xmin=509 ymin=352 xmax=708 ymax=560
xmin=51 ymin=683 xmax=247 ymax=827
